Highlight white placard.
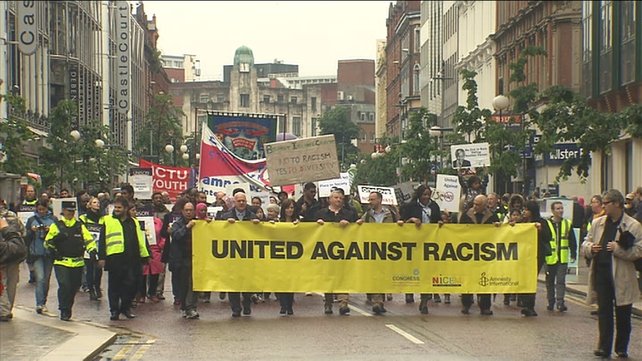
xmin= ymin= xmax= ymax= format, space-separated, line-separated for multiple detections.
xmin=450 ymin=142 xmax=491 ymax=168
xmin=207 ymin=206 xmax=223 ymax=219
xmin=357 ymin=185 xmax=398 ymax=205
xmin=129 ymin=168 xmax=153 ymax=200
xmin=432 ymin=174 xmax=461 ymax=213
xmin=318 ymin=173 xmax=350 ymax=197
xmin=137 ymin=210 xmax=157 ymax=246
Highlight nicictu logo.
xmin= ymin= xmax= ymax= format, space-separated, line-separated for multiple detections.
xmin=431 ymin=274 xmax=463 ymax=287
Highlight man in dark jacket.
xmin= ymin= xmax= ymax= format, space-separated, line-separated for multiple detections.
xmin=459 ymin=194 xmax=500 ymax=316
xmin=219 ymin=192 xmax=260 ymax=317
xmin=296 ymin=182 xmax=320 ymax=221
xmin=315 ymin=188 xmax=357 ymax=315
xmin=0 ymin=213 xmax=27 ymax=321
xmin=399 ymin=184 xmax=441 ymax=314
xmin=169 ymin=201 xmax=199 ymax=319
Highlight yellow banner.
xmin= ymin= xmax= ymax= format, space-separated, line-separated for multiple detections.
xmin=192 ymin=221 xmax=538 ymax=293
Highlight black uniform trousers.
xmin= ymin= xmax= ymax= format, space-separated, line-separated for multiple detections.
xmin=228 ymin=292 xmax=253 ymax=313
xmin=107 ymin=263 xmax=140 ymax=313
xmin=520 ymin=258 xmax=544 ymax=309
xmin=276 ymin=292 xmax=294 ymax=311
xmin=175 ymin=264 xmax=197 ymax=311
xmin=54 ymin=265 xmax=83 ymax=312
xmin=595 ymin=264 xmax=632 ymax=355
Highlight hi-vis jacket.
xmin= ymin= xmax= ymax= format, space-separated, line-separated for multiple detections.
xmin=44 ymin=218 xmax=96 ymax=268
xmin=545 ymin=218 xmax=576 ymax=265
xmin=100 ymin=215 xmax=149 ymax=258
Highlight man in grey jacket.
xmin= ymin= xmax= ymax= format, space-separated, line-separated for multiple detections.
xmin=582 ymin=189 xmax=642 ymax=359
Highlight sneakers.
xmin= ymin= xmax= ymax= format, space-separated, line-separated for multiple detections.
xmin=480 ymin=309 xmax=494 ymax=316
xmin=386 ymin=294 xmax=393 ymax=301
xmin=324 ymin=304 xmax=333 ymax=314
xmin=242 ymin=307 xmax=252 ymax=315
xmin=339 ymin=305 xmax=350 ymax=315
xmin=521 ymin=308 xmax=538 ymax=317
xmin=433 ymin=294 xmax=441 ymax=303
xmin=219 ymin=292 xmax=226 ymax=300
xmin=36 ymin=305 xmax=48 ymax=314
xmin=185 ymin=309 xmax=199 ymax=319
xmin=419 ymin=300 xmax=429 ymax=314
xmin=372 ymin=304 xmax=384 ymax=315
xmin=405 ymin=294 xmax=415 ymax=303
xmin=232 ymin=310 xmax=241 ymax=317
xmin=60 ymin=309 xmax=72 ymax=321
xmin=89 ymin=290 xmax=98 ymax=301
xmin=557 ymin=302 xmax=568 ymax=312
xmin=546 ymin=301 xmax=555 ymax=311
xmin=444 ymin=295 xmax=451 ymax=304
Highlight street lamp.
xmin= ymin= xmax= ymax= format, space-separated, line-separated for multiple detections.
xmin=492 ymin=94 xmax=510 ymax=194
xmin=180 ymin=144 xmax=188 ymax=153
xmin=165 ymin=144 xmax=175 ymax=165
xmin=70 ymin=129 xmax=81 ymax=141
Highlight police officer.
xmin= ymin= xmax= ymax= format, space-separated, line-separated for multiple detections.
xmin=44 ymin=201 xmax=96 ymax=321
xmin=97 ymin=196 xmax=149 ymax=321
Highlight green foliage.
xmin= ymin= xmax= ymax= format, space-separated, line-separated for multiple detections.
xmin=454 ymin=69 xmax=492 ymax=141
xmin=318 ymin=106 xmax=360 ymax=169
xmin=619 ymin=103 xmax=642 ymax=138
xmin=0 ymin=94 xmax=36 ymax=173
xmin=38 ymin=100 xmax=77 ymax=188
xmin=353 ymin=152 xmax=399 ymax=187
xmin=399 ymin=109 xmax=439 ymax=183
xmin=535 ymin=85 xmax=618 ymax=180
xmin=136 ymin=93 xmax=185 ymax=165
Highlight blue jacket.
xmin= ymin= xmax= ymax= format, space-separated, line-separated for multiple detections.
xmin=25 ymin=211 xmax=57 ymax=257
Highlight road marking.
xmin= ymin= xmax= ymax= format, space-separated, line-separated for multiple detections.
xmin=349 ymin=304 xmax=372 ymax=317
xmin=113 ymin=344 xmax=133 ymax=360
xmin=385 ymin=324 xmax=425 ymax=345
xmin=130 ymin=344 xmax=152 ymax=361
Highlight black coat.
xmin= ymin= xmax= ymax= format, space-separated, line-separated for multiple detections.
xmin=219 ymin=208 xmax=258 ymax=221
xmin=400 ymin=200 xmax=441 ymax=224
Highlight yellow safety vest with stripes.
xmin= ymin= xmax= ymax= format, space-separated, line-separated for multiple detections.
xmin=44 ymin=218 xmax=96 ymax=268
xmin=100 ymin=215 xmax=149 ymax=258
xmin=546 ymin=218 xmax=571 ymax=265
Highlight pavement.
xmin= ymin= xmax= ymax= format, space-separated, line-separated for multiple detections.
xmin=0 ymin=263 xmax=640 ymax=360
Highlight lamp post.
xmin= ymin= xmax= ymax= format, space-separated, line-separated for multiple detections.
xmin=165 ymin=143 xmax=175 ymax=166
xmin=492 ymin=94 xmax=510 ymax=194
xmin=428 ymin=126 xmax=454 ymax=170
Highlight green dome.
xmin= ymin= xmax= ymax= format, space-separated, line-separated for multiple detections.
xmin=233 ymin=45 xmax=254 ymax=66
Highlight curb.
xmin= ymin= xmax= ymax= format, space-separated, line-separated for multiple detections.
xmin=13 ymin=307 xmax=117 ymax=361
xmin=537 ymin=279 xmax=642 ymax=318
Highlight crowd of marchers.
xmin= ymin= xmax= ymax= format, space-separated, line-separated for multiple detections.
xmin=0 ymin=180 xmax=641 ymax=358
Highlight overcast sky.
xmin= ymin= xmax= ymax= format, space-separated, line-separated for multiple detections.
xmin=143 ymin=1 xmax=390 ymax=80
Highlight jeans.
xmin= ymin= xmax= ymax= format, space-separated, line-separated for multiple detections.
xmin=33 ymin=256 xmax=54 ymax=307
xmin=545 ymin=262 xmax=568 ymax=305
xmin=0 ymin=262 xmax=20 ymax=317
xmin=85 ymin=259 xmax=102 ymax=293
xmin=54 ymin=265 xmax=83 ymax=312
xmin=176 ymin=265 xmax=197 ymax=311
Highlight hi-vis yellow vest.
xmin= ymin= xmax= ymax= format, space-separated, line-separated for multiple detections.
xmin=546 ymin=219 xmax=571 ymax=265
xmin=101 ymin=215 xmax=149 ymax=258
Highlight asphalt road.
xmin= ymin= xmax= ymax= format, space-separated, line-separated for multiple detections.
xmin=10 ymin=265 xmax=642 ymax=361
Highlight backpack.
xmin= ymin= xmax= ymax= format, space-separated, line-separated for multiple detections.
xmin=0 ymin=227 xmax=28 ymax=266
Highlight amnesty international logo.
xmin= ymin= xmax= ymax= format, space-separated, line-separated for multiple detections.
xmin=479 ymin=272 xmax=490 ymax=287
xmin=478 ymin=272 xmax=519 ymax=287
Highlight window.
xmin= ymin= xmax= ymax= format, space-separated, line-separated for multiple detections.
xmin=277 ymin=94 xmax=284 ymax=103
xmin=311 ymin=97 xmax=317 ymax=112
xmin=240 ymin=94 xmax=250 ymax=108
xmin=290 ymin=96 xmax=297 ymax=104
xmin=414 ymin=27 xmax=421 ymax=53
xmin=582 ymin=1 xmax=592 ymax=63
xmin=292 ymin=117 xmax=301 ymax=136
xmin=360 ymin=112 xmax=366 ymax=121
xmin=263 ymin=95 xmax=271 ymax=103
xmin=311 ymin=118 xmax=317 ymax=136
xmin=599 ymin=0 xmax=613 ymax=93
xmin=620 ymin=1 xmax=636 ymax=85
xmin=369 ymin=113 xmax=374 ymax=122
xmin=199 ymin=93 xmax=210 ymax=103
xmin=239 ymin=63 xmax=250 ymax=73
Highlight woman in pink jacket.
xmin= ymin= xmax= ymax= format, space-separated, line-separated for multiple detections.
xmin=142 ymin=217 xmax=166 ymax=303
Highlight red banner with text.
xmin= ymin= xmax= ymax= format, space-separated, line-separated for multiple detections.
xmin=139 ymin=159 xmax=190 ymax=201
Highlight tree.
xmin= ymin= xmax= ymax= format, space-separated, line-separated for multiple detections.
xmin=318 ymin=107 xmax=360 ymax=170
xmin=453 ymin=69 xmax=492 ymax=142
xmin=38 ymin=100 xmax=78 ymax=190
xmin=136 ymin=93 xmax=185 ymax=165
xmin=0 ymin=94 xmax=36 ymax=174
xmin=399 ymin=108 xmax=440 ymax=183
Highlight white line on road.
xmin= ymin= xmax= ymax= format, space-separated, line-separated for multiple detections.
xmin=385 ymin=324 xmax=425 ymax=345
xmin=349 ymin=304 xmax=373 ymax=317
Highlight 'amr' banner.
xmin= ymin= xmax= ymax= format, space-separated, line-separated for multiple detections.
xmin=192 ymin=222 xmax=538 ymax=293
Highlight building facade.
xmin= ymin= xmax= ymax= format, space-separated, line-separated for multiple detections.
xmin=385 ymin=1 xmax=421 ymax=141
xmin=582 ymin=0 xmax=642 ymax=194
xmin=375 ymin=39 xmax=387 ymax=138
xmin=493 ymin=0 xmax=586 ymax=197
xmin=419 ymin=0 xmax=443 ymax=119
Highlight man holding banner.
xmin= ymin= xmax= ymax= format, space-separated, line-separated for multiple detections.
xmin=399 ymin=185 xmax=441 ymax=314
xmin=219 ymin=192 xmax=260 ymax=317
xmin=459 ymin=195 xmax=500 ymax=316
xmin=357 ymin=191 xmax=398 ymax=315
xmin=315 ymin=188 xmax=357 ymax=315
